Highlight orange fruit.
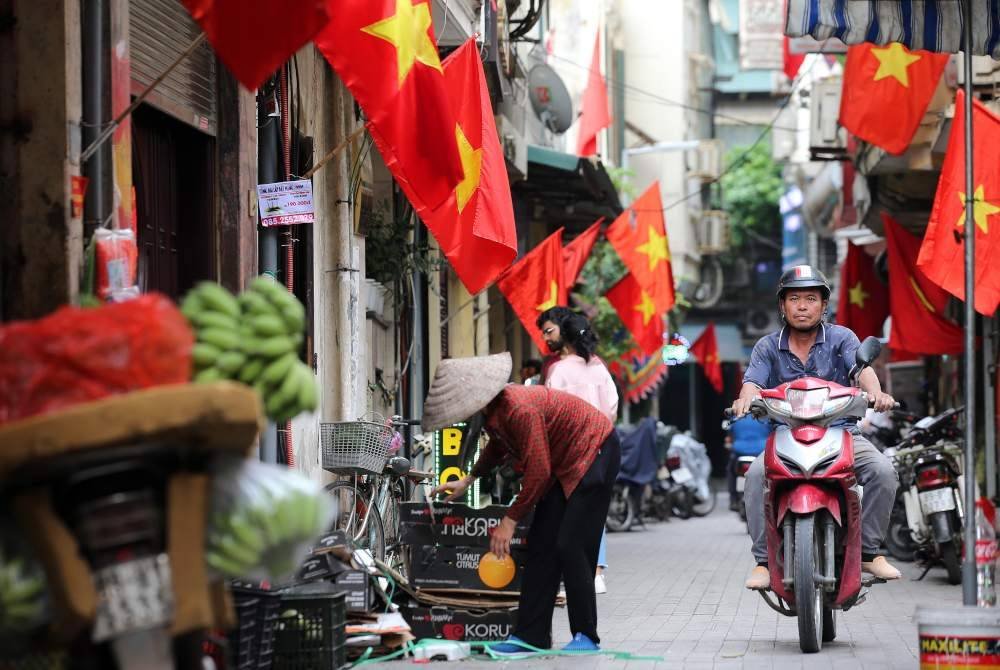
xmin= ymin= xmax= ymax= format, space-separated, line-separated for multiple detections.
xmin=477 ymin=552 xmax=516 ymax=589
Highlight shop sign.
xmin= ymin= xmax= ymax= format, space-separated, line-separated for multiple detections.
xmin=739 ymin=0 xmax=784 ymax=71
xmin=433 ymin=422 xmax=481 ymax=505
xmin=257 ymin=179 xmax=314 ymax=227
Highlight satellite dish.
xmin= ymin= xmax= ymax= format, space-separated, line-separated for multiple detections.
xmin=691 ymin=257 xmax=724 ymax=309
xmin=527 ymin=64 xmax=573 ymax=134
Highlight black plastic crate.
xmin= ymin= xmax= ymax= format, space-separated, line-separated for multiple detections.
xmin=272 ymin=586 xmax=347 ymax=670
xmin=228 ymin=583 xmax=281 ymax=670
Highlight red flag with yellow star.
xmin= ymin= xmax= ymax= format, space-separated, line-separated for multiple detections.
xmin=563 ymin=219 xmax=602 ymax=288
xmin=576 ymin=30 xmax=611 ymax=157
xmin=497 ymin=229 xmax=568 ymax=352
xmin=836 ymin=241 xmax=889 ymax=341
xmin=605 ymin=272 xmax=664 ymax=357
xmin=838 ymin=42 xmax=947 ymax=155
xmin=315 ymin=0 xmax=464 ymax=212
xmin=419 ymin=39 xmax=517 ymax=294
xmin=689 ymin=322 xmax=723 ymax=394
xmin=919 ymin=90 xmax=1000 ymax=316
xmin=605 ymin=183 xmax=675 ymax=314
xmin=883 ymin=214 xmax=963 ymax=356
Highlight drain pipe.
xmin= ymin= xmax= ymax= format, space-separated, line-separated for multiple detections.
xmin=279 ymin=65 xmax=295 ymax=469
xmin=257 ymin=82 xmax=280 ymax=464
xmin=82 ymin=0 xmax=106 ymax=234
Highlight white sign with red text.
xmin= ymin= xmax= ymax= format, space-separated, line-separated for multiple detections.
xmin=257 ymin=180 xmax=314 ymax=227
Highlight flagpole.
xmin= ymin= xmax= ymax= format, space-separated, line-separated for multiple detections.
xmin=961 ymin=0 xmax=978 ymax=607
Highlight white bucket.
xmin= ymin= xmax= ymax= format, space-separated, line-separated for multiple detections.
xmin=916 ymin=606 xmax=1000 ymax=669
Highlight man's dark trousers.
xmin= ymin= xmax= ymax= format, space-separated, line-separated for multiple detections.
xmin=514 ymin=432 xmax=621 ymax=648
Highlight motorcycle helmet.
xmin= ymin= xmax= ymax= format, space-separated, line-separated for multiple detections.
xmin=776 ymin=265 xmax=831 ymax=300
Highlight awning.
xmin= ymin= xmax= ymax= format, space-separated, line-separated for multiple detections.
xmin=785 ymin=0 xmax=1000 ymax=57
xmin=512 ymin=145 xmax=623 ymax=231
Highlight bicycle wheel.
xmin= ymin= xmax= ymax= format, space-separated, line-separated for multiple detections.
xmin=380 ymin=479 xmax=409 ymax=579
xmin=325 ymin=481 xmax=386 ymax=561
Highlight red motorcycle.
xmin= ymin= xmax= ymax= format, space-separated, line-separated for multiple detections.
xmin=735 ymin=336 xmax=892 ymax=653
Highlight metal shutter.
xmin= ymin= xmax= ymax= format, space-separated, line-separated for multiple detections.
xmin=130 ymin=0 xmax=217 ymax=135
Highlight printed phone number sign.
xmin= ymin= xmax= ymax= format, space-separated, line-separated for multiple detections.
xmin=257 ymin=179 xmax=314 ymax=227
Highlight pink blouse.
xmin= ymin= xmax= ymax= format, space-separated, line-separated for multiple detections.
xmin=545 ymin=354 xmax=619 ymax=423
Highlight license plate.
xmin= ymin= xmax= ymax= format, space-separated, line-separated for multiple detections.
xmin=736 ymin=477 xmax=746 ymax=493
xmin=919 ymin=488 xmax=956 ymax=514
xmin=671 ymin=467 xmax=693 ymax=484
xmin=92 ymin=554 xmax=174 ymax=642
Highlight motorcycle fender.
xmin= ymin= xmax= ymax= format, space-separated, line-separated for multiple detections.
xmin=777 ymin=484 xmax=842 ymax=525
xmin=902 ymin=488 xmax=929 ymax=539
xmin=929 ymin=510 xmax=955 ymax=545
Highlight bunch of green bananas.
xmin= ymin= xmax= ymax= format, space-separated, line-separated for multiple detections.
xmin=180 ymin=277 xmax=317 ymax=421
xmin=206 ymin=460 xmax=333 ymax=580
xmin=0 ymin=547 xmax=48 ymax=634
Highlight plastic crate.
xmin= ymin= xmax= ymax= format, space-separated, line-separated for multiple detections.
xmin=320 ymin=421 xmax=391 ymax=475
xmin=272 ymin=586 xmax=347 ymax=670
xmin=228 ymin=583 xmax=281 ymax=670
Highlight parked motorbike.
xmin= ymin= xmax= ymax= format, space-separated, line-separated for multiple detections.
xmin=731 ymin=454 xmax=756 ymax=524
xmin=667 ymin=432 xmax=717 ymax=518
xmin=885 ymin=407 xmax=966 ymax=584
xmin=727 ymin=336 xmax=891 ymax=654
xmin=607 ymin=419 xmax=689 ymax=531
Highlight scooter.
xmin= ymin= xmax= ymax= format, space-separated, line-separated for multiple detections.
xmin=886 ymin=407 xmax=966 ymax=584
xmin=729 ymin=336 xmax=891 ymax=654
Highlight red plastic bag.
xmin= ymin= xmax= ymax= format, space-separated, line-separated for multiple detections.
xmin=94 ymin=228 xmax=138 ymax=300
xmin=0 ymin=294 xmax=194 ymax=424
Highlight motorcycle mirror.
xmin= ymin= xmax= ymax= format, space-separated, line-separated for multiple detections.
xmin=721 ymin=419 xmax=731 ymax=431
xmin=855 ymin=336 xmax=882 ymax=368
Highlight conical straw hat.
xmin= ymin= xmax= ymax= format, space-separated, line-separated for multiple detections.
xmin=421 ymin=352 xmax=512 ymax=432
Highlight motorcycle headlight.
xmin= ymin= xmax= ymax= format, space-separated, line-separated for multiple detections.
xmin=786 ymin=388 xmax=829 ymax=420
xmin=823 ymin=396 xmax=852 ymax=416
xmin=763 ymin=397 xmax=791 ymax=414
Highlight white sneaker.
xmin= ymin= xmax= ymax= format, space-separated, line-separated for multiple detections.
xmin=594 ymin=574 xmax=607 ymax=594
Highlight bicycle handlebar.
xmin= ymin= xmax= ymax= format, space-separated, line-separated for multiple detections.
xmin=390 ymin=416 xmax=423 ymax=427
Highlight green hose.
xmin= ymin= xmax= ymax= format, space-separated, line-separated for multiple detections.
xmin=348 ymin=637 xmax=664 ymax=666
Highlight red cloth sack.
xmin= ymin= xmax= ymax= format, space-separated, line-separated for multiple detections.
xmin=0 ymin=294 xmax=194 ymax=424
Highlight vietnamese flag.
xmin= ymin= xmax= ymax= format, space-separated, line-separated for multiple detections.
xmin=919 ymin=90 xmax=1000 ymax=316
xmin=605 ymin=272 xmax=664 ymax=357
xmin=690 ymin=322 xmax=723 ymax=394
xmin=497 ymin=230 xmax=567 ymax=352
xmin=316 ymin=0 xmax=464 ymax=212
xmin=419 ymin=39 xmax=517 ymax=294
xmin=883 ymin=214 xmax=964 ymax=356
xmin=836 ymin=242 xmax=889 ymax=341
xmin=181 ymin=0 xmax=329 ymax=90
xmin=576 ymin=30 xmax=611 ymax=157
xmin=838 ymin=42 xmax=947 ymax=155
xmin=563 ymin=219 xmax=602 ymax=288
xmin=783 ymin=36 xmax=805 ymax=82
xmin=605 ymin=183 xmax=675 ymax=314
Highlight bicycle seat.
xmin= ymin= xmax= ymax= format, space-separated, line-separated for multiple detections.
xmin=387 ymin=456 xmax=411 ymax=476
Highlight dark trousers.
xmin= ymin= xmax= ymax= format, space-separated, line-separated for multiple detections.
xmin=514 ymin=432 xmax=621 ymax=648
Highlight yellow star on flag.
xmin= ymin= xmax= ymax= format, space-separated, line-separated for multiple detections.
xmin=362 ymin=0 xmax=443 ymax=87
xmin=634 ymin=291 xmax=657 ymax=325
xmin=871 ymin=43 xmax=922 ymax=87
xmin=536 ymin=280 xmax=558 ymax=312
xmin=956 ymin=185 xmax=1000 ymax=234
xmin=454 ymin=124 xmax=482 ymax=214
xmin=636 ymin=226 xmax=670 ymax=271
xmin=909 ymin=276 xmax=937 ymax=313
xmin=849 ymin=281 xmax=869 ymax=309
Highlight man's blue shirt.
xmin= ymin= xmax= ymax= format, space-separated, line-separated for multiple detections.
xmin=743 ymin=322 xmax=860 ymax=390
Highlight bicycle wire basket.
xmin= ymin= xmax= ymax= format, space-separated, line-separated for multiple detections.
xmin=320 ymin=419 xmax=393 ymax=475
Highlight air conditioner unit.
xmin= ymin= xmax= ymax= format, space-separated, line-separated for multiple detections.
xmin=699 ymin=210 xmax=730 ymax=254
xmin=690 ymin=140 xmax=723 ymax=182
xmin=955 ymin=54 xmax=1000 ymax=87
xmin=744 ymin=308 xmax=781 ymax=338
xmin=809 ymin=77 xmax=847 ymax=160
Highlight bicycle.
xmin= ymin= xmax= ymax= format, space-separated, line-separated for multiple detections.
xmin=320 ymin=415 xmax=433 ymax=579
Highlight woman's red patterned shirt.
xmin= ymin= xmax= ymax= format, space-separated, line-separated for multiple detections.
xmin=471 ymin=385 xmax=614 ymax=521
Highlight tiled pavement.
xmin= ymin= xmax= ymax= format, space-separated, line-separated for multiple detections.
xmin=392 ymin=496 xmax=962 ymax=668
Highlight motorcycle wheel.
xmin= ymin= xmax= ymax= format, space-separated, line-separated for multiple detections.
xmin=606 ymin=484 xmax=634 ymax=532
xmin=939 ymin=540 xmax=963 ymax=585
xmin=884 ymin=497 xmax=917 ymax=562
xmin=690 ymin=481 xmax=717 ymax=517
xmin=794 ymin=513 xmax=824 ymax=653
xmin=671 ymin=487 xmax=693 ymax=520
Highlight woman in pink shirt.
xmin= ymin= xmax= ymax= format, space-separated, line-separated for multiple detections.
xmin=537 ymin=307 xmax=619 ymax=593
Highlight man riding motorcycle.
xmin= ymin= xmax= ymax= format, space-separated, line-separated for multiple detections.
xmin=731 ymin=265 xmax=901 ymax=589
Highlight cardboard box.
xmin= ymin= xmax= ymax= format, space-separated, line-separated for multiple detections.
xmin=335 ymin=569 xmax=374 ymax=613
xmin=399 ymin=502 xmax=531 ymax=548
xmin=408 ymin=545 xmax=526 ymax=593
xmin=402 ymin=605 xmax=517 ymax=642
